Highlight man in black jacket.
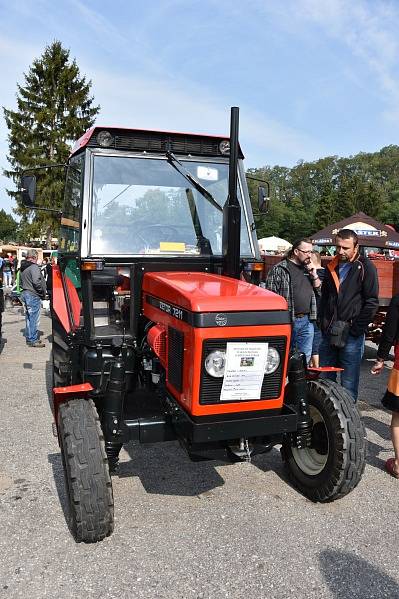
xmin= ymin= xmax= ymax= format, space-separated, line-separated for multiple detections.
xmin=20 ymin=249 xmax=46 ymax=347
xmin=318 ymin=229 xmax=379 ymax=401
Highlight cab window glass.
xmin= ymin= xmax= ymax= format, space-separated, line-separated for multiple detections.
xmin=90 ymin=155 xmax=252 ymax=256
xmin=59 ymin=153 xmax=84 ymax=253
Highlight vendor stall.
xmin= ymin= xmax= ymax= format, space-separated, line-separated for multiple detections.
xmin=311 ymin=211 xmax=399 ymax=253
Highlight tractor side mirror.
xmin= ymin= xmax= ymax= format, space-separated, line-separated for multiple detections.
xmin=20 ymin=175 xmax=37 ymax=207
xmin=258 ymin=183 xmax=270 ymax=213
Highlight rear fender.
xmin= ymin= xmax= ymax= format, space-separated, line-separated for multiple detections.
xmin=306 ymin=366 xmax=343 ymax=380
xmin=52 ymin=264 xmax=81 ymax=333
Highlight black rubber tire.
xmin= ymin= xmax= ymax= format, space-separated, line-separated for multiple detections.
xmin=58 ymin=398 xmax=114 ymax=542
xmin=281 ymin=379 xmax=366 ymax=502
xmin=52 ymin=317 xmax=72 ymax=389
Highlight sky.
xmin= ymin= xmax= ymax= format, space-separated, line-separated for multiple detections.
xmin=1 ymin=0 xmax=399 ymax=215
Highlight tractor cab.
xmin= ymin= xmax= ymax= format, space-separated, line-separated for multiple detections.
xmin=57 ymin=122 xmax=261 ymax=343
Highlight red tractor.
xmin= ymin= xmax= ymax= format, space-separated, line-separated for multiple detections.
xmin=21 ymin=108 xmax=365 ymax=543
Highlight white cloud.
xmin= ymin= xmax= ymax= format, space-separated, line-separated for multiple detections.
xmin=90 ymin=67 xmax=325 ymax=168
xmin=0 ymin=36 xmax=42 ymax=90
xmin=69 ymin=0 xmax=130 ymax=47
xmin=0 ymin=54 xmax=325 ymax=212
xmin=245 ymin=0 xmax=399 ymax=124
xmin=0 ymin=36 xmax=45 ymax=214
xmin=1 ymin=0 xmax=398 ymax=213
xmin=296 ymin=0 xmax=399 ymax=122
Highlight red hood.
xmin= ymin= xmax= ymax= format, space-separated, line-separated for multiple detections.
xmin=142 ymin=272 xmax=287 ymax=312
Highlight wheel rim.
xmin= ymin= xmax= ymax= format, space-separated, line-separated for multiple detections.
xmin=291 ymin=405 xmax=329 ymax=476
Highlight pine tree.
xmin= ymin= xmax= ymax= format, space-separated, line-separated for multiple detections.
xmin=3 ymin=40 xmax=100 ymax=246
xmin=0 ymin=209 xmax=18 ymax=242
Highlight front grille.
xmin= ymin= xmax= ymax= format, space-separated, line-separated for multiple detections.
xmin=88 ymin=129 xmax=242 ymax=158
xmin=199 ymin=336 xmax=287 ymax=405
xmin=168 ymin=326 xmax=184 ymax=392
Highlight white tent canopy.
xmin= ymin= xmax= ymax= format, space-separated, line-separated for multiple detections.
xmin=258 ymin=236 xmax=292 ymax=253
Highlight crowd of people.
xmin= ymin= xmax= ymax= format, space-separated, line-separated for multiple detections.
xmin=0 ymin=253 xmax=16 ymax=287
xmin=0 ymin=249 xmax=50 ymax=346
xmin=265 ymin=228 xmax=398 ymax=480
xmin=0 ymin=253 xmax=16 ymax=341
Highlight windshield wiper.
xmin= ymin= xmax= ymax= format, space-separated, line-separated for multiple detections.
xmin=166 ymin=151 xmax=223 ymax=213
xmin=102 ymin=184 xmax=133 ymax=209
xmin=185 ymin=188 xmax=213 ymax=255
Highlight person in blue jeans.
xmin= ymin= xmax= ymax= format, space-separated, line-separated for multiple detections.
xmin=266 ymin=238 xmax=322 ymax=363
xmin=319 ymin=332 xmax=365 ymax=400
xmin=2 ymin=255 xmax=13 ymax=287
xmin=0 ymin=261 xmax=4 ymax=341
xmin=309 ymin=251 xmax=325 ymax=367
xmin=20 ymin=249 xmax=47 ymax=347
xmin=318 ymin=229 xmax=379 ymax=401
xmin=291 ymin=312 xmax=314 ymax=364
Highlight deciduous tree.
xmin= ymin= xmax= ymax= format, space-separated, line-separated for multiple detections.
xmin=246 ymin=145 xmax=399 ymax=242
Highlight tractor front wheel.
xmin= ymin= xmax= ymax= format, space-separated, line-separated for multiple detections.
xmin=281 ymin=379 xmax=366 ymax=502
xmin=58 ymin=398 xmax=114 ymax=542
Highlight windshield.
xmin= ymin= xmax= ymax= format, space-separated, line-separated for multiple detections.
xmin=90 ymin=155 xmax=253 ymax=256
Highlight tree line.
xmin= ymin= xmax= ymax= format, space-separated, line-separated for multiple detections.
xmin=246 ymin=145 xmax=399 ymax=242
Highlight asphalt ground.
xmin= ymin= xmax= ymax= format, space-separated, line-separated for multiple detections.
xmin=0 ymin=303 xmax=398 ymax=599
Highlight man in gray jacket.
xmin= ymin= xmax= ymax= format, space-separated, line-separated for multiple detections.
xmin=20 ymin=249 xmax=46 ymax=347
xmin=265 ymin=238 xmax=321 ymax=363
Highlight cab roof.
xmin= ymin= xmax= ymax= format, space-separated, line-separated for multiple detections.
xmin=71 ymin=126 xmax=244 ymax=159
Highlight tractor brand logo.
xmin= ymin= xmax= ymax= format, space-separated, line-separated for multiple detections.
xmin=215 ymin=313 xmax=228 ymax=327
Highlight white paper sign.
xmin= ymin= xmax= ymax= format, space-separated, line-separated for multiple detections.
xmin=220 ymin=342 xmax=268 ymax=401
xmin=197 ymin=166 xmax=218 ymax=181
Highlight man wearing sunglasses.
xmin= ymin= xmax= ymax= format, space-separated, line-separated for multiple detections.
xmin=265 ymin=237 xmax=321 ymax=363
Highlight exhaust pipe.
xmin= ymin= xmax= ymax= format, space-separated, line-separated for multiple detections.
xmin=222 ymin=106 xmax=241 ymax=279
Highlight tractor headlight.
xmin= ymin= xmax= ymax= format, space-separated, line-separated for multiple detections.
xmin=219 ymin=140 xmax=230 ymax=155
xmin=97 ymin=130 xmax=114 ymax=147
xmin=205 ymin=350 xmax=226 ymax=378
xmin=265 ymin=347 xmax=280 ymax=374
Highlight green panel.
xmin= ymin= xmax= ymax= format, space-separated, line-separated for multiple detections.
xmin=64 ymin=257 xmax=81 ymax=290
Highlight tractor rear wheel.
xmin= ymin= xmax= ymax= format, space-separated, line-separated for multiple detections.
xmin=281 ymin=379 xmax=366 ymax=502
xmin=58 ymin=398 xmax=114 ymax=542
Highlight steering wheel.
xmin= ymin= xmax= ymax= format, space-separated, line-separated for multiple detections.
xmin=133 ymin=223 xmax=183 ymax=250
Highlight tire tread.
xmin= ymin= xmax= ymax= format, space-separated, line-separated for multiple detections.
xmin=58 ymin=399 xmax=114 ymax=543
xmin=282 ymin=379 xmax=366 ymax=502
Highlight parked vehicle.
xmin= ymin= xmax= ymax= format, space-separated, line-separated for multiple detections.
xmin=21 ymin=108 xmax=365 ymax=543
